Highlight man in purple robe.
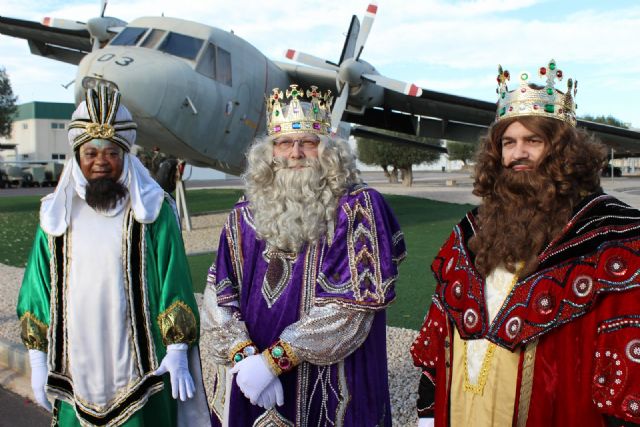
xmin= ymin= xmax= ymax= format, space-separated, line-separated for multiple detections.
xmin=202 ymin=85 xmax=406 ymax=426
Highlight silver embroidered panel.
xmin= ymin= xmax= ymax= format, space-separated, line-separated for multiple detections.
xmin=280 ymin=303 xmax=374 ymax=365
xmin=201 ymin=284 xmax=250 ymax=365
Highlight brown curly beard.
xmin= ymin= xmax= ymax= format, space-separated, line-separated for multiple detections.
xmin=470 ymin=167 xmax=574 ymax=277
xmin=468 ymin=116 xmax=606 ymax=278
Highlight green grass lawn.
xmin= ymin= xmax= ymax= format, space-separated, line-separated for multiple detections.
xmin=1 ymin=189 xmax=474 ymax=330
xmin=185 ymin=189 xmax=244 ymax=214
xmin=0 ymin=195 xmax=41 ymax=266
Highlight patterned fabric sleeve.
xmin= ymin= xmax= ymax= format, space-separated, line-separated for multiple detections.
xmin=150 ymin=201 xmax=199 ymax=347
xmin=278 ymin=303 xmax=374 ymax=366
xmin=411 ymin=297 xmax=448 ymax=418
xmin=17 ymin=227 xmax=52 ymax=352
xmin=592 ymin=314 xmax=640 ymax=424
xmin=315 ymin=187 xmax=406 ymax=311
xmin=200 ymin=210 xmax=253 ymax=365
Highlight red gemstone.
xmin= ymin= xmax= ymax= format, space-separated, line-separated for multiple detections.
xmin=533 ymin=104 xmax=539 ymax=110
xmin=539 ymin=67 xmax=546 ymax=75
xmin=557 ymin=70 xmax=563 ymax=78
xmin=278 ymin=357 xmax=291 ymax=369
xmin=521 ymin=88 xmax=527 ymax=93
xmin=509 ymin=106 xmax=513 ymax=111
xmin=496 ymin=76 xmax=501 ymax=83
xmin=504 ymin=71 xmax=510 ymax=78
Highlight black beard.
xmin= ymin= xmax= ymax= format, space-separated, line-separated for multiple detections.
xmin=85 ymin=178 xmax=128 ymax=212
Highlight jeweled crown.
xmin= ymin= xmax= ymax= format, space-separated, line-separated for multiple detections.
xmin=266 ymin=84 xmax=333 ymax=136
xmin=496 ymin=59 xmax=577 ymax=126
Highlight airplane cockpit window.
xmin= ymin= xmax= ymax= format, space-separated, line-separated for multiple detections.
xmin=216 ymin=47 xmax=232 ymax=86
xmin=158 ymin=32 xmax=203 ymax=60
xmin=195 ymin=43 xmax=216 ymax=79
xmin=140 ymin=29 xmax=166 ymax=49
xmin=195 ymin=43 xmax=232 ymax=86
xmin=110 ymin=27 xmax=148 ymax=46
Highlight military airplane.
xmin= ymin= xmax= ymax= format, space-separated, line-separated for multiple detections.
xmin=1 ymin=0 xmax=640 ymax=181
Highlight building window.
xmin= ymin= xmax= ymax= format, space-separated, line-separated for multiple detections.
xmin=51 ymin=123 xmax=58 ymax=129
xmin=22 ymin=123 xmax=28 ymax=130
xmin=22 ymin=154 xmax=29 ymax=159
xmin=52 ymin=153 xmax=67 ymax=160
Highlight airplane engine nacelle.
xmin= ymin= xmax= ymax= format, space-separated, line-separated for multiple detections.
xmin=338 ymin=59 xmax=383 ymax=113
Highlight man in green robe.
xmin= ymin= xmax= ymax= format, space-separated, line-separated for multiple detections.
xmin=17 ymin=85 xmax=210 ymax=426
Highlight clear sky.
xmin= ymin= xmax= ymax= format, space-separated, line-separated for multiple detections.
xmin=1 ymin=0 xmax=639 ymax=128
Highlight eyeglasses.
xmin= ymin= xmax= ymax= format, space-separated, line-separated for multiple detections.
xmin=273 ymin=137 xmax=320 ymax=151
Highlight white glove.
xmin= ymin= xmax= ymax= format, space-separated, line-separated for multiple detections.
xmin=418 ymin=418 xmax=435 ymax=427
xmin=255 ymin=377 xmax=284 ymax=409
xmin=154 ymin=343 xmax=195 ymax=401
xmin=28 ymin=349 xmax=52 ymax=412
xmin=229 ymin=354 xmax=276 ymax=405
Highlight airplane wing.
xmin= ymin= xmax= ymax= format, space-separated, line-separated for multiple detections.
xmin=351 ymin=88 xmax=640 ymax=155
xmin=276 ymin=60 xmax=640 ymax=152
xmin=0 ymin=16 xmax=91 ymax=65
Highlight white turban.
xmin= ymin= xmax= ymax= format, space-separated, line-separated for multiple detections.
xmin=40 ymin=87 xmax=165 ymax=236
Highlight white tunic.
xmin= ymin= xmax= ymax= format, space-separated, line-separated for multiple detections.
xmin=66 ymin=196 xmax=140 ymax=411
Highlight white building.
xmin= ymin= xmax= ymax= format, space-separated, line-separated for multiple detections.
xmin=0 ymin=102 xmax=75 ymax=162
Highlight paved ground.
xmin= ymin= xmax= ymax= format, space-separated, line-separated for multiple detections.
xmin=0 ymin=386 xmax=49 ymax=426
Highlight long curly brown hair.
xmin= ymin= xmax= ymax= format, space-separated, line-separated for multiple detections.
xmin=468 ymin=116 xmax=607 ymax=277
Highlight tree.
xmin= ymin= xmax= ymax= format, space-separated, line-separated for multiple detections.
xmin=356 ymin=134 xmax=441 ymax=186
xmin=446 ymin=141 xmax=476 ymax=166
xmin=0 ymin=68 xmax=18 ymax=138
xmin=580 ymin=114 xmax=629 ymax=129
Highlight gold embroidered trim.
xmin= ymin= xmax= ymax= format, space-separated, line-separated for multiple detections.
xmin=20 ymin=312 xmax=48 ymax=352
xmin=254 ymin=408 xmax=294 ymax=427
xmin=157 ymin=300 xmax=197 ymax=346
xmin=517 ymin=341 xmax=538 ymax=427
xmin=264 ymin=339 xmax=300 ymax=376
xmin=463 ymin=265 xmax=522 ymax=395
xmin=463 ymin=341 xmax=497 ymax=395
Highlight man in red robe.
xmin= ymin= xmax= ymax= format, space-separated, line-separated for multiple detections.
xmin=411 ymin=60 xmax=640 ymax=426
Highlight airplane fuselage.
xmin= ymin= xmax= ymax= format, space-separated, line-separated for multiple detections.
xmin=75 ymin=17 xmax=290 ymax=174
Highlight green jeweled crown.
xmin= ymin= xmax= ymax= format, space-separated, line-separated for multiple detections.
xmin=496 ymin=59 xmax=577 ymax=126
xmin=266 ymin=84 xmax=333 ymax=136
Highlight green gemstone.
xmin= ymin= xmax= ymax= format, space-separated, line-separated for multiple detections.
xmin=499 ymin=106 xmax=506 ymax=116
xmin=271 ymin=346 xmax=284 ymax=358
xmin=275 ymin=110 xmax=280 ymax=116
xmin=544 ymin=104 xmax=555 ymax=113
xmin=313 ymin=106 xmax=319 ymax=113
xmin=233 ymin=353 xmax=243 ymax=363
xmin=549 ymin=63 xmax=556 ymax=70
xmin=501 ymin=92 xmax=506 ymax=99
xmin=546 ymin=88 xmax=553 ymax=95
xmin=521 ymin=73 xmax=528 ymax=80
xmin=292 ymin=90 xmax=298 ymax=96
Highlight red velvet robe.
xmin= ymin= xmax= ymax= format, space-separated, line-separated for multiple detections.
xmin=411 ymin=193 xmax=640 ymax=426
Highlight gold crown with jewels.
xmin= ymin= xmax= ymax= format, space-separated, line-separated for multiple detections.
xmin=266 ymin=84 xmax=333 ymax=136
xmin=496 ymin=59 xmax=577 ymax=126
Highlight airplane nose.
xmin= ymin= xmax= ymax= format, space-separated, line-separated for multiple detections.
xmin=75 ymin=47 xmax=189 ymax=118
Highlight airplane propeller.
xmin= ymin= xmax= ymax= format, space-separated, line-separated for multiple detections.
xmin=42 ymin=0 xmax=126 ymax=51
xmin=285 ymin=1 xmax=423 ymax=131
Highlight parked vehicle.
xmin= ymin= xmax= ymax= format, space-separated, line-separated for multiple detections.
xmin=601 ymin=164 xmax=623 ymax=177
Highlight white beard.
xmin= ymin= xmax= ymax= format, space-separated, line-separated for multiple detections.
xmin=248 ymin=158 xmax=337 ymax=252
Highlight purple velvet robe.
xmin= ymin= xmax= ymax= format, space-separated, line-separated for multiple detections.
xmin=209 ymin=185 xmax=406 ymax=427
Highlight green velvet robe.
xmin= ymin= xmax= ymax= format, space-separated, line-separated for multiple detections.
xmin=17 ymin=200 xmax=201 ymax=427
